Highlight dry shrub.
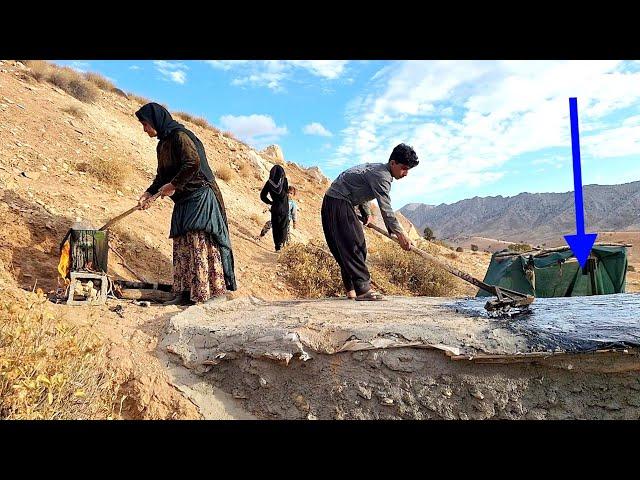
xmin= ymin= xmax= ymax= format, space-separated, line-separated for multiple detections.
xmin=413 ymin=238 xmax=443 ymax=255
xmin=74 ymin=157 xmax=131 ymax=188
xmin=279 ymin=238 xmax=457 ymax=298
xmin=369 ymin=240 xmax=456 ymax=297
xmin=216 ymin=165 xmax=234 ymax=182
xmin=279 ymin=242 xmax=343 ymax=298
xmin=62 ymin=104 xmax=87 ymax=119
xmin=222 ymin=131 xmax=238 ymax=141
xmin=250 ymin=213 xmax=262 ymax=225
xmin=508 ymin=242 xmax=533 ymax=253
xmin=174 ymin=111 xmax=196 ymax=123
xmin=0 ymin=290 xmax=120 ymax=419
xmin=24 ymin=60 xmax=51 ymax=81
xmin=129 ymin=93 xmax=150 ymax=105
xmin=628 ymin=264 xmax=636 ymax=272
xmin=433 ymin=239 xmax=453 ymax=250
xmin=192 ymin=116 xmax=210 ymax=129
xmin=84 ymin=72 xmax=116 ymax=91
xmin=174 ymin=112 xmax=211 ymax=129
xmin=23 ymin=61 xmax=99 ymax=102
xmin=239 ymin=162 xmax=252 ymax=177
xmin=48 ymin=67 xmax=99 ymax=103
xmin=455 ymin=246 xmax=464 ymax=252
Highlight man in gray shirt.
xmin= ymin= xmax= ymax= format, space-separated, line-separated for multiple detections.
xmin=322 ymin=143 xmax=419 ymax=301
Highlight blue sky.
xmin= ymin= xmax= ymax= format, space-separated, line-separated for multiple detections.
xmin=54 ymin=60 xmax=640 ymax=209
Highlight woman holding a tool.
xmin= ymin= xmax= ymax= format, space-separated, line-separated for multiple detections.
xmin=135 ymin=102 xmax=236 ymax=305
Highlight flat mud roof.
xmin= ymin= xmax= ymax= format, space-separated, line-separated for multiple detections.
xmin=161 ymin=295 xmax=640 ymax=420
xmin=162 ymin=294 xmax=640 ymax=368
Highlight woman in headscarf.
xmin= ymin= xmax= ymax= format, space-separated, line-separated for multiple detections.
xmin=260 ymin=165 xmax=289 ymax=252
xmin=135 ymin=102 xmax=236 ymax=305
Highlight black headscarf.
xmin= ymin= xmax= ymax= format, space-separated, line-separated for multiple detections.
xmin=135 ymin=102 xmax=183 ymax=140
xmin=266 ymin=165 xmax=288 ymax=196
xmin=135 ymin=102 xmax=227 ymax=224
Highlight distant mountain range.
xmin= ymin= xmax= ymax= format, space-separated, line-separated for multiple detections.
xmin=399 ymin=181 xmax=640 ymax=245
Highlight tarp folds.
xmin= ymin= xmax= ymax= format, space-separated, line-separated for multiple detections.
xmin=476 ymin=244 xmax=628 ymax=298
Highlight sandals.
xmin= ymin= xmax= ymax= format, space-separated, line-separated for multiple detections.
xmin=355 ymin=290 xmax=385 ymax=301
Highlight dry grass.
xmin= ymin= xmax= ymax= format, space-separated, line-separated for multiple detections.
xmin=48 ymin=67 xmax=99 ymax=103
xmin=84 ymin=72 xmax=116 ymax=92
xmin=222 ymin=131 xmax=238 ymax=141
xmin=433 ymin=239 xmax=455 ymax=250
xmin=23 ymin=61 xmax=115 ymax=103
xmin=174 ymin=111 xmax=197 ymax=123
xmin=192 ymin=116 xmax=211 ymax=129
xmin=129 ymin=93 xmax=150 ymax=105
xmin=222 ymin=131 xmax=252 ymax=150
xmin=279 ymin=242 xmax=344 ymax=298
xmin=250 ymin=212 xmax=262 ymax=225
xmin=62 ymin=104 xmax=87 ymax=119
xmin=369 ymin=240 xmax=457 ymax=296
xmin=24 ymin=60 xmax=51 ymax=81
xmin=216 ymin=165 xmax=234 ymax=182
xmin=508 ymin=243 xmax=533 ymax=253
xmin=279 ymin=237 xmax=457 ymax=298
xmin=0 ymin=290 xmax=120 ymax=419
xmin=173 ymin=112 xmax=222 ymax=133
xmin=239 ymin=162 xmax=252 ymax=177
xmin=174 ymin=111 xmax=211 ymax=129
xmin=74 ymin=157 xmax=131 ymax=188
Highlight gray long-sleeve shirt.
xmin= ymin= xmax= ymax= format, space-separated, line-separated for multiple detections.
xmin=325 ymin=162 xmax=404 ymax=234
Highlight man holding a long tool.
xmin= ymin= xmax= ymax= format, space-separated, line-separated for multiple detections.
xmin=321 ymin=143 xmax=419 ymax=301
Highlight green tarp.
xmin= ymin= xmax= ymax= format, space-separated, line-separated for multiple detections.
xmin=476 ymin=244 xmax=628 ymax=298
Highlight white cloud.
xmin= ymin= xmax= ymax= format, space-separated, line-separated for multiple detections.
xmin=154 ymin=60 xmax=188 ymax=84
xmin=204 ymin=60 xmax=349 ymax=90
xmin=129 ymin=65 xmax=141 ymax=71
xmin=532 ymin=156 xmax=565 ymax=167
xmin=303 ymin=122 xmax=333 ymax=137
xmin=219 ymin=114 xmax=288 ymax=148
xmin=330 ymin=60 xmax=640 ymax=197
xmin=287 ymin=60 xmax=348 ymax=79
xmin=205 ymin=60 xmax=249 ymax=70
xmin=583 ymin=124 xmax=640 ymax=158
xmin=230 ymin=60 xmax=288 ymax=91
xmin=168 ymin=70 xmax=186 ymax=84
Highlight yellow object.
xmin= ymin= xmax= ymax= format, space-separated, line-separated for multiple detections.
xmin=57 ymin=240 xmax=70 ymax=280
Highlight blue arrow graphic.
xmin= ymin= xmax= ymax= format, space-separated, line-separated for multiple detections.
xmin=564 ymin=97 xmax=597 ymax=268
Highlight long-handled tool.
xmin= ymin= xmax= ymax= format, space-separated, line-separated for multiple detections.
xmin=361 ymin=218 xmax=535 ymax=315
xmin=99 ymin=192 xmax=162 ymax=231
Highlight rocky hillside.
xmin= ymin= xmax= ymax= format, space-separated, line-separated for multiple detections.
xmin=0 ymin=60 xmax=334 ymax=298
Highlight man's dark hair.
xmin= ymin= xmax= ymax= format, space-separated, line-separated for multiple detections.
xmin=389 ymin=143 xmax=419 ymax=168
